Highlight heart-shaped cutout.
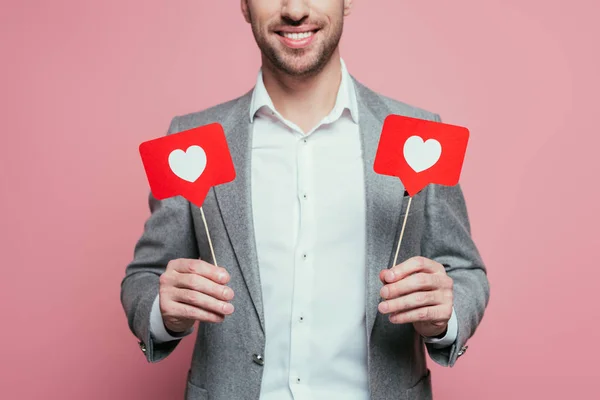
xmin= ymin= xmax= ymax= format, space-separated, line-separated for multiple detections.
xmin=403 ymin=136 xmax=442 ymax=173
xmin=168 ymin=145 xmax=207 ymax=183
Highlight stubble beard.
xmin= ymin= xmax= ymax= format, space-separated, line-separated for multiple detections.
xmin=250 ymin=15 xmax=343 ymax=78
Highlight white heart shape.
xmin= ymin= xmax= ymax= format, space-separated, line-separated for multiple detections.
xmin=403 ymin=136 xmax=442 ymax=173
xmin=168 ymin=145 xmax=207 ymax=183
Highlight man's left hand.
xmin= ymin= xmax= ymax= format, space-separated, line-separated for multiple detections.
xmin=378 ymin=256 xmax=453 ymax=338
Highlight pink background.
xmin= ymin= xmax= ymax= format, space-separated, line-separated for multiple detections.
xmin=2 ymin=0 xmax=599 ymax=398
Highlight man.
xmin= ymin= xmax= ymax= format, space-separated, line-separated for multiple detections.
xmin=120 ymin=1 xmax=490 ymax=399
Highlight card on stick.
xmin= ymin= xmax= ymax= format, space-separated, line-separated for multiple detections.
xmin=373 ymin=114 xmax=470 ymax=267
xmin=139 ymin=122 xmax=236 ymax=208
xmin=374 ymin=114 xmax=469 ymax=196
xmin=138 ymin=122 xmax=236 ymax=266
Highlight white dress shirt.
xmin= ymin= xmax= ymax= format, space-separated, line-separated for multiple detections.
xmin=149 ymin=59 xmax=457 ymax=399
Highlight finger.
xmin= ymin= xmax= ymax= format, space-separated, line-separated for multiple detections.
xmin=165 ymin=301 xmax=225 ymax=323
xmin=195 ymin=262 xmax=230 ymax=284
xmin=380 ymin=268 xmax=403 ymax=284
xmin=379 ymin=270 xmax=387 ymax=284
xmin=169 ymin=259 xmax=201 ymax=274
xmin=171 ymin=259 xmax=231 ymax=284
xmin=174 ymin=273 xmax=235 ymax=301
xmin=378 ymin=290 xmax=441 ymax=315
xmin=380 ymin=272 xmax=443 ymax=299
xmin=384 ymin=256 xmax=441 ymax=283
xmin=173 ymin=288 xmax=235 ymax=315
xmin=387 ymin=305 xmax=451 ymax=325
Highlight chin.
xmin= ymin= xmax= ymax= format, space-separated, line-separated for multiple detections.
xmin=275 ymin=53 xmax=326 ymax=77
xmin=283 ymin=61 xmax=318 ymax=75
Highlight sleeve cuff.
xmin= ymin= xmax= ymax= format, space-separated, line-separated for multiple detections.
xmin=149 ymin=294 xmax=194 ymax=343
xmin=422 ymin=306 xmax=458 ymax=348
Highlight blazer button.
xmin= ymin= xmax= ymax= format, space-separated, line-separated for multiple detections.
xmin=457 ymin=345 xmax=468 ymax=357
xmin=138 ymin=341 xmax=147 ymax=354
xmin=252 ymin=354 xmax=265 ymax=366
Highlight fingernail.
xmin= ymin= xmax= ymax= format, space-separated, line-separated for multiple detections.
xmin=379 ymin=302 xmax=389 ymax=313
xmin=218 ymin=272 xmax=225 ymax=283
xmin=381 ymin=286 xmax=389 ymax=298
xmin=386 ymin=271 xmax=395 ymax=282
xmin=223 ymin=303 xmax=234 ymax=313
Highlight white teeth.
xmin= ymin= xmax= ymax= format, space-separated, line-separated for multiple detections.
xmin=282 ymin=31 xmax=313 ymax=40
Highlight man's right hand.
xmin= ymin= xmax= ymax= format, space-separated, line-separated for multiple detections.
xmin=158 ymin=259 xmax=235 ymax=333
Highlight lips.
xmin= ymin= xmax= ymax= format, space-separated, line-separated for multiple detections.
xmin=275 ymin=29 xmax=319 ymax=49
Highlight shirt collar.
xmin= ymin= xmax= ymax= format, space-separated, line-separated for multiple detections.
xmin=249 ymin=58 xmax=359 ymax=124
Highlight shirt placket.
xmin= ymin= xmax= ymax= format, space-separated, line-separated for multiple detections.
xmin=288 ymin=133 xmax=315 ymax=399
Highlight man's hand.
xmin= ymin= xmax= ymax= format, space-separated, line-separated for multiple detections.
xmin=378 ymin=256 xmax=453 ymax=338
xmin=158 ymin=259 xmax=235 ymax=333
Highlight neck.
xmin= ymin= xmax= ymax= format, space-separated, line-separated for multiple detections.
xmin=260 ymin=50 xmax=343 ymax=133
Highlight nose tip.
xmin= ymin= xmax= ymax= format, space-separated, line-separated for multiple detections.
xmin=282 ymin=0 xmax=310 ymax=22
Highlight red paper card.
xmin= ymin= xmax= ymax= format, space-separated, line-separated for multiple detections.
xmin=139 ymin=122 xmax=236 ymax=207
xmin=374 ymin=115 xmax=469 ymax=196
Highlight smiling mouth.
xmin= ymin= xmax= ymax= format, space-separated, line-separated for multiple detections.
xmin=276 ymin=30 xmax=319 ymax=40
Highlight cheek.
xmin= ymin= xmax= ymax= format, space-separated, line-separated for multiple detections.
xmin=249 ymin=7 xmax=276 ymax=30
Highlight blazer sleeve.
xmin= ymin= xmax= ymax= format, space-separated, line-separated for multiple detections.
xmin=420 ymin=115 xmax=490 ymax=367
xmin=120 ymin=116 xmax=200 ymax=363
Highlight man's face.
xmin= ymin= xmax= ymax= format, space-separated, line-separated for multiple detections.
xmin=242 ymin=0 xmax=352 ymax=77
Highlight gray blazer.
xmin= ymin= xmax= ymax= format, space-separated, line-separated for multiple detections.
xmin=121 ymin=77 xmax=490 ymax=400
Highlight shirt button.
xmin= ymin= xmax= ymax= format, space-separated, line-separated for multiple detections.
xmin=252 ymin=354 xmax=265 ymax=366
xmin=303 ymin=138 xmax=308 ymax=144
xmin=302 ymin=193 xmax=308 ymax=200
xmin=299 ymin=315 xmax=304 ymax=322
xmin=302 ymin=253 xmax=307 ymax=260
xmin=296 ymin=378 xmax=301 ymax=383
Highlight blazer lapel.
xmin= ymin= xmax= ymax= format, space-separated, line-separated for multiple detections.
xmin=214 ymin=92 xmax=265 ymax=334
xmin=353 ymin=79 xmax=407 ymax=344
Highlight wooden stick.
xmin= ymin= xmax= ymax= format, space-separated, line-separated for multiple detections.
xmin=200 ymin=207 xmax=217 ymax=266
xmin=392 ymin=196 xmax=413 ymax=267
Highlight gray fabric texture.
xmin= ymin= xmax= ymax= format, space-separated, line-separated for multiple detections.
xmin=120 ymin=77 xmax=490 ymax=400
